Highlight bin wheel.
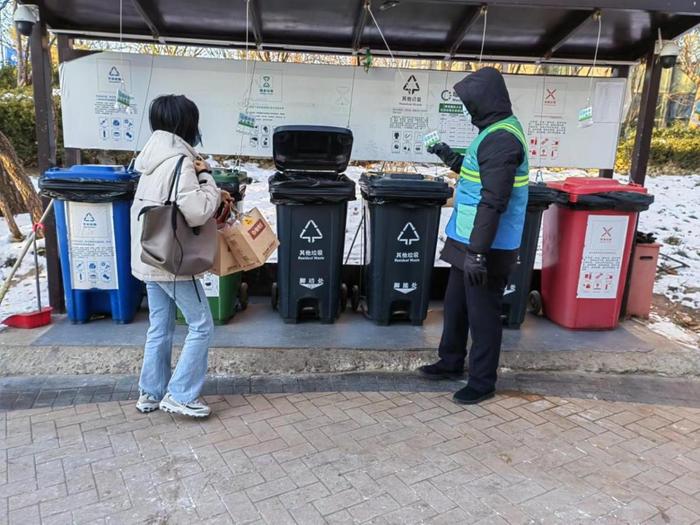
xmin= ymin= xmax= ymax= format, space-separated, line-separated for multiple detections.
xmin=238 ymin=282 xmax=249 ymax=311
xmin=528 ymin=290 xmax=543 ymax=316
xmin=271 ymin=282 xmax=279 ymax=311
xmin=351 ymin=285 xmax=361 ymax=312
xmin=340 ymin=283 xmax=348 ymax=313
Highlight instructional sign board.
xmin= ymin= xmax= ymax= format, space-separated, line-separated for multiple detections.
xmin=66 ymin=202 xmax=118 ymax=290
xmin=577 ymin=215 xmax=629 ymax=299
xmin=61 ymin=52 xmax=626 ymax=169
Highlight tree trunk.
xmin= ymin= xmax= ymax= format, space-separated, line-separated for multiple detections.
xmin=0 ymin=158 xmax=25 ymax=215
xmin=0 ymin=188 xmax=24 ymax=241
xmin=0 ymin=130 xmax=43 ymax=224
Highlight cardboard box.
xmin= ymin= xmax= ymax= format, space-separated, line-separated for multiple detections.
xmin=212 ymin=208 xmax=279 ymax=275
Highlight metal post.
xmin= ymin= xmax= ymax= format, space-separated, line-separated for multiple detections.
xmin=630 ymin=49 xmax=662 ymax=186
xmin=621 ymin=52 xmax=660 ymax=318
xmin=30 ymin=15 xmax=64 ymax=311
xmin=57 ymin=35 xmax=81 ymax=166
xmin=599 ymin=65 xmax=630 ymax=179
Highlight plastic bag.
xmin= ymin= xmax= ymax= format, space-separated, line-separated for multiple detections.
xmin=560 ymin=191 xmax=654 ymax=212
xmin=359 ymin=172 xmax=452 ymax=207
xmin=269 ymin=172 xmax=356 ymax=204
xmin=39 ymin=177 xmax=138 ymax=203
xmin=527 ymin=183 xmax=567 ymax=211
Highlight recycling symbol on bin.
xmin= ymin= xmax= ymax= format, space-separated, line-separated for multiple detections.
xmin=300 ymin=220 xmax=323 ymax=243
xmin=397 ymin=222 xmax=420 ymax=246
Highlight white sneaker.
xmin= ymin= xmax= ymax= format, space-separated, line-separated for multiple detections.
xmin=159 ymin=393 xmax=211 ymax=418
xmin=136 ymin=393 xmax=160 ymax=413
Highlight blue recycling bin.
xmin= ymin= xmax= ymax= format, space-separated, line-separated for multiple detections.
xmin=39 ymin=165 xmax=142 ymax=324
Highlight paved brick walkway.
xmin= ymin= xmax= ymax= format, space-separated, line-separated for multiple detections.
xmin=2 ymin=391 xmax=700 ymax=524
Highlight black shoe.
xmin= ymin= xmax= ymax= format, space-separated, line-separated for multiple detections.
xmin=452 ymin=385 xmax=495 ymax=405
xmin=417 ymin=361 xmax=464 ymax=381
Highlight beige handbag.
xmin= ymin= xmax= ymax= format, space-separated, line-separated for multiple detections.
xmin=139 ymin=156 xmax=217 ymax=276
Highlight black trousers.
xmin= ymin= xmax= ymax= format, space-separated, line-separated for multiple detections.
xmin=438 ymin=265 xmax=508 ymax=392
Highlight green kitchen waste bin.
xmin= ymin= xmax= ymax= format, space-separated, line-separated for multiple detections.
xmin=177 ymin=166 xmax=250 ymax=325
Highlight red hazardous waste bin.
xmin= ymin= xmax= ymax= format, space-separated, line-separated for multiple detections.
xmin=541 ymin=178 xmax=653 ymax=330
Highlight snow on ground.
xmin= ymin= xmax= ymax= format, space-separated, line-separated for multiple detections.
xmin=0 ymin=213 xmax=48 ymax=324
xmin=636 ymin=175 xmax=700 ymax=310
xmin=647 ymin=313 xmax=699 ymax=349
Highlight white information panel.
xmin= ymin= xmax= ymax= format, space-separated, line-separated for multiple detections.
xmin=66 ymin=202 xmax=118 ymax=290
xmin=60 ymin=52 xmax=626 ymax=169
xmin=577 ymin=215 xmax=630 ymax=299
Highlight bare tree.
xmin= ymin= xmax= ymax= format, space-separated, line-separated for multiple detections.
xmin=0 ymin=130 xmax=43 ymax=239
xmin=677 ymin=29 xmax=700 ymax=127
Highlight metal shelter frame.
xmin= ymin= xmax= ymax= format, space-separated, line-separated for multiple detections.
xmin=18 ymin=0 xmax=700 ymax=310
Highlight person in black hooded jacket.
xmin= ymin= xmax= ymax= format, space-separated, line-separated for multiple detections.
xmin=417 ymin=67 xmax=529 ymax=404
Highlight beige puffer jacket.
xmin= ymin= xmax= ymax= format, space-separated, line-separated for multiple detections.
xmin=130 ymin=130 xmax=221 ymax=282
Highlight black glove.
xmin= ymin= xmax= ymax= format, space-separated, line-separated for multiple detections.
xmin=463 ymin=250 xmax=488 ymax=287
xmin=427 ymin=142 xmax=449 ymax=156
xmin=427 ymin=142 xmax=464 ymax=174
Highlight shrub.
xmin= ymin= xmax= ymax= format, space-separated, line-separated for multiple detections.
xmin=616 ymin=125 xmax=700 ymax=175
xmin=0 ymin=88 xmax=65 ymax=167
xmin=0 ymin=90 xmax=39 ymax=165
xmin=0 ymin=67 xmax=17 ymax=90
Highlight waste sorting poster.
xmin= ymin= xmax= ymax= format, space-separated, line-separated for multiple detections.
xmin=577 ymin=215 xmax=630 ymax=299
xmin=66 ymin=202 xmax=118 ymax=291
xmin=61 ymin=52 xmax=626 ymax=169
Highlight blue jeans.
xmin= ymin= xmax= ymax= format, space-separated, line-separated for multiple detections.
xmin=139 ymin=280 xmax=214 ymax=404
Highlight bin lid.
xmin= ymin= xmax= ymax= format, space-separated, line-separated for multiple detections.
xmin=39 ymin=164 xmax=139 ymax=203
xmin=42 ymin=164 xmax=138 ymax=181
xmin=273 ymin=125 xmax=353 ymax=173
xmin=360 ymin=171 xmax=453 ymax=202
xmin=546 ymin=177 xmax=653 ymax=211
xmin=547 ymin=177 xmax=647 ymax=202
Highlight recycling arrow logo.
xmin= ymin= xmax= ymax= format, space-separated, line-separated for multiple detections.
xmin=398 ymin=222 xmax=420 ymax=246
xmin=403 ymin=74 xmax=420 ymax=95
xmin=107 ymin=66 xmax=122 ymax=83
xmin=82 ymin=212 xmax=97 ymax=228
xmin=300 ymin=220 xmax=323 ymax=243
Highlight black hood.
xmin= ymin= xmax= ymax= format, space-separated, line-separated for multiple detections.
xmin=453 ymin=67 xmax=513 ymax=131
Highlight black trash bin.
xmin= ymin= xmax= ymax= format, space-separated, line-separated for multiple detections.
xmin=501 ymin=183 xmax=564 ymax=328
xmin=360 ymin=172 xmax=452 ymax=325
xmin=269 ymin=126 xmax=356 ymax=324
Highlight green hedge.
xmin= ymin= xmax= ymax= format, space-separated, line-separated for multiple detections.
xmin=616 ymin=126 xmax=700 ymax=175
xmin=0 ymin=90 xmax=41 ymax=165
xmin=0 ymin=88 xmax=65 ymax=168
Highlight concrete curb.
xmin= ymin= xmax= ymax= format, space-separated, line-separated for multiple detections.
xmin=2 ymin=340 xmax=699 ymax=377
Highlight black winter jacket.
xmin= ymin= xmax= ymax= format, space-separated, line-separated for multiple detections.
xmin=437 ymin=67 xmax=524 ymax=273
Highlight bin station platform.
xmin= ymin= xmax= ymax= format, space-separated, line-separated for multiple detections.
xmin=1 ymin=299 xmax=697 ymax=384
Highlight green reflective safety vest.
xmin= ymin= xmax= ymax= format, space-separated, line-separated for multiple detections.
xmin=445 ymin=115 xmax=529 ymax=250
